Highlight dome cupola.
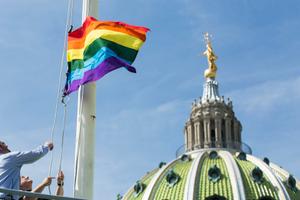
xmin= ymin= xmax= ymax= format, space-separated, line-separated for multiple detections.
xmin=184 ymin=33 xmax=245 ymax=153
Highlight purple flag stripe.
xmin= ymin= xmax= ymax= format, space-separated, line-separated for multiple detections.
xmin=64 ymin=57 xmax=136 ymax=96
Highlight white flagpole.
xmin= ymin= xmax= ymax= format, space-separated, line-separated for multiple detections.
xmin=73 ymin=0 xmax=98 ymax=199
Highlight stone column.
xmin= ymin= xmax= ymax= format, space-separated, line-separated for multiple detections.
xmin=203 ymin=118 xmax=210 ymax=148
xmin=215 ymin=118 xmax=222 ymax=148
xmin=187 ymin=125 xmax=191 ymax=151
xmin=233 ymin=120 xmax=239 ymax=149
xmin=194 ymin=121 xmax=200 ymax=149
xmin=184 ymin=127 xmax=188 ymax=151
xmin=187 ymin=122 xmax=194 ymax=150
xmin=234 ymin=121 xmax=239 ymax=142
xmin=208 ymin=120 xmax=212 ymax=147
xmin=225 ymin=119 xmax=232 ymax=148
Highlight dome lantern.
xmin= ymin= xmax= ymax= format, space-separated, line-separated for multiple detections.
xmin=184 ymin=33 xmax=246 ymax=153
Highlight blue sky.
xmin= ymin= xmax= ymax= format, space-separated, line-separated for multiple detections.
xmin=0 ymin=0 xmax=299 ymax=199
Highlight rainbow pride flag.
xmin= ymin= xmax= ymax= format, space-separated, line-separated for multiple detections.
xmin=64 ymin=16 xmax=149 ymax=96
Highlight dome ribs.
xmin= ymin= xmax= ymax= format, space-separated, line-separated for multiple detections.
xmin=270 ymin=163 xmax=300 ymax=200
xmin=196 ymin=153 xmax=233 ymax=200
xmin=184 ymin=152 xmax=206 ymax=200
xmin=124 ymin=168 xmax=158 ymax=200
xmin=235 ymin=157 xmax=279 ymax=200
xmin=247 ymin=155 xmax=290 ymax=200
xmin=219 ymin=151 xmax=246 ymax=200
xmin=153 ymin=159 xmax=193 ymax=200
xmin=123 ymin=151 xmax=300 ymax=200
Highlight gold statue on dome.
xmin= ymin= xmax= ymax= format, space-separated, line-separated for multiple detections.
xmin=203 ymin=33 xmax=218 ymax=79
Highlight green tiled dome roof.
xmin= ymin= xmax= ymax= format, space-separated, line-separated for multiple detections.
xmin=122 ymin=150 xmax=300 ymax=200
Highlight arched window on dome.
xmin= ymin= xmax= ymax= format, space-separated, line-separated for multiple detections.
xmin=205 ymin=194 xmax=227 ymax=200
xmin=258 ymin=196 xmax=275 ymax=200
xmin=210 ymin=119 xmax=216 ymax=147
xmin=221 ymin=119 xmax=226 ymax=147
xmin=211 ymin=130 xmax=216 ymax=147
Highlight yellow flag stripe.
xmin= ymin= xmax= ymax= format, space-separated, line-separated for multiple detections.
xmin=68 ymin=29 xmax=144 ymax=62
xmin=67 ymin=49 xmax=85 ymax=61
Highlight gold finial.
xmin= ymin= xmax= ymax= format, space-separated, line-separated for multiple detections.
xmin=204 ymin=32 xmax=212 ymax=44
xmin=203 ymin=32 xmax=218 ymax=79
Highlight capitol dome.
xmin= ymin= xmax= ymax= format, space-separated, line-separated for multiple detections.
xmin=121 ymin=35 xmax=300 ymax=200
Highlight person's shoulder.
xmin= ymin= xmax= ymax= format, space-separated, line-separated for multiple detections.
xmin=0 ymin=151 xmax=21 ymax=158
xmin=9 ymin=151 xmax=22 ymax=155
xmin=0 ymin=152 xmax=21 ymax=165
xmin=4 ymin=151 xmax=22 ymax=159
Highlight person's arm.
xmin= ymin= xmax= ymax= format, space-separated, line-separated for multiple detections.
xmin=56 ymin=171 xmax=64 ymax=196
xmin=15 ymin=142 xmax=53 ymax=165
xmin=22 ymin=177 xmax=53 ymax=200
xmin=32 ymin=177 xmax=53 ymax=193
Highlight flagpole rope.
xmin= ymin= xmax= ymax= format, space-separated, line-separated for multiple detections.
xmin=48 ymin=0 xmax=74 ymax=194
xmin=58 ymin=98 xmax=68 ymax=172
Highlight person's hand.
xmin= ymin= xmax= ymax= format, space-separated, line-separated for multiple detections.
xmin=41 ymin=177 xmax=53 ymax=187
xmin=44 ymin=141 xmax=54 ymax=151
xmin=57 ymin=171 xmax=64 ymax=186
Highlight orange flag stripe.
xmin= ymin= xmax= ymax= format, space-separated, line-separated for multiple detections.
xmin=68 ymin=17 xmax=149 ymax=50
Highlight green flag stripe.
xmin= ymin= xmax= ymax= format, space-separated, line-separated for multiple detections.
xmin=83 ymin=37 xmax=138 ymax=63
